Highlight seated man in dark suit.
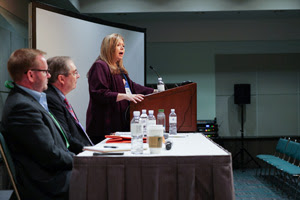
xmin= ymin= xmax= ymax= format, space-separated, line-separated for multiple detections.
xmin=46 ymin=56 xmax=93 ymax=154
xmin=1 ymin=48 xmax=74 ymax=199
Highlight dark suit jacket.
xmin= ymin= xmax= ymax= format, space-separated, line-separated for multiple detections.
xmin=1 ymin=85 xmax=74 ymax=200
xmin=45 ymin=85 xmax=92 ymax=154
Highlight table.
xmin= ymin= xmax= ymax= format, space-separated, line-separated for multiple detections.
xmin=69 ymin=133 xmax=234 ymax=200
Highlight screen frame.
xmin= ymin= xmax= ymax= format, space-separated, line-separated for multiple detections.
xmin=29 ymin=1 xmax=147 ymax=85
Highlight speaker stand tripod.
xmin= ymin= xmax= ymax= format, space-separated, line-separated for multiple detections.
xmin=233 ymin=104 xmax=260 ymax=171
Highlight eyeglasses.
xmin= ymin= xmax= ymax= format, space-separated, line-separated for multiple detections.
xmin=69 ymin=70 xmax=79 ymax=76
xmin=24 ymin=69 xmax=50 ymax=75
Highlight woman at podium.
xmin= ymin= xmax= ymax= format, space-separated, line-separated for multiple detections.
xmin=86 ymin=33 xmax=154 ymax=144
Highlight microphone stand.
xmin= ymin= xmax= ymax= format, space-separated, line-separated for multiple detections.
xmin=149 ymin=66 xmax=161 ymax=78
xmin=149 ymin=66 xmax=168 ymax=89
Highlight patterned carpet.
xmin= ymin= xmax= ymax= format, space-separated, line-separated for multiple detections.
xmin=234 ymin=168 xmax=294 ymax=199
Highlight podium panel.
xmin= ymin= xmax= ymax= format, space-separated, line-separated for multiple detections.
xmin=130 ymin=83 xmax=197 ymax=132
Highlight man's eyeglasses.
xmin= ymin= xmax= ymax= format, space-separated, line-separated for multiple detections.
xmin=24 ymin=69 xmax=50 ymax=74
xmin=69 ymin=70 xmax=79 ymax=76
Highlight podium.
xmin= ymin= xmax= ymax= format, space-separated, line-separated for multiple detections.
xmin=130 ymin=83 xmax=197 ymax=132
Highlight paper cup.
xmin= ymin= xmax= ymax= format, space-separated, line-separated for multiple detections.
xmin=147 ymin=125 xmax=163 ymax=154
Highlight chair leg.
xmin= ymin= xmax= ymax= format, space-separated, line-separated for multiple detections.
xmin=294 ymin=176 xmax=300 ymax=199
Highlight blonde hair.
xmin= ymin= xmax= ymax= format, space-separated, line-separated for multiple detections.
xmin=97 ymin=33 xmax=128 ymax=75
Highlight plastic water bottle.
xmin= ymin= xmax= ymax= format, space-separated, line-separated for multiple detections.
xmin=169 ymin=109 xmax=177 ymax=135
xmin=157 ymin=77 xmax=165 ymax=92
xmin=131 ymin=111 xmax=143 ymax=154
xmin=140 ymin=109 xmax=148 ymax=137
xmin=157 ymin=109 xmax=168 ymax=139
xmin=147 ymin=110 xmax=156 ymax=126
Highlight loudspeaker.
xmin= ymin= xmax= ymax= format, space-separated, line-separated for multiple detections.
xmin=234 ymin=84 xmax=250 ymax=104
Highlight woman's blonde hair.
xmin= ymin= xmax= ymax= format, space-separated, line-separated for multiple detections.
xmin=97 ymin=33 xmax=128 ymax=75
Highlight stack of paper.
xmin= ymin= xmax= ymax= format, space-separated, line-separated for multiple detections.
xmin=83 ymin=144 xmax=132 ymax=153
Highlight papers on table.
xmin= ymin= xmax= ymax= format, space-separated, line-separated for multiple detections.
xmin=114 ymin=132 xmax=131 ymax=136
xmin=83 ymin=142 xmax=148 ymax=153
xmin=83 ymin=145 xmax=131 ymax=153
xmin=168 ymin=134 xmax=187 ymax=138
xmin=115 ymin=132 xmax=187 ymax=139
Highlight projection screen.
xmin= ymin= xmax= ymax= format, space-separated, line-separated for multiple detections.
xmin=29 ymin=3 xmax=146 ymax=128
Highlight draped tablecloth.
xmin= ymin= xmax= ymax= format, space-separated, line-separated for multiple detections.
xmin=69 ymin=133 xmax=235 ymax=200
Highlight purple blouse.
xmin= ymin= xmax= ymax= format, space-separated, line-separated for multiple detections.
xmin=86 ymin=60 xmax=154 ymax=143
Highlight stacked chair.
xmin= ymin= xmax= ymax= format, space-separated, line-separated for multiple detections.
xmin=256 ymin=138 xmax=290 ymax=176
xmin=256 ymin=138 xmax=300 ymax=198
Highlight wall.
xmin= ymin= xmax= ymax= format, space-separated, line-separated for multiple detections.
xmin=146 ymin=40 xmax=300 ymax=138
xmin=118 ymin=15 xmax=300 ymax=124
xmin=0 ymin=3 xmax=28 ymax=120
xmin=216 ymin=52 xmax=300 ymax=137
xmin=147 ymin=42 xmax=216 ymax=119
xmin=0 ymin=1 xmax=28 ymax=189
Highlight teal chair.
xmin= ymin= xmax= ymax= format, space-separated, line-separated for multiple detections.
xmin=0 ymin=132 xmax=21 ymax=200
xmin=256 ymin=138 xmax=289 ymax=176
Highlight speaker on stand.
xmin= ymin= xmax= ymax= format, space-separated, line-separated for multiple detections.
xmin=233 ymin=84 xmax=260 ymax=171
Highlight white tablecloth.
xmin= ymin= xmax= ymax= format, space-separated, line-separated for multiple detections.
xmin=78 ymin=133 xmax=229 ymax=157
xmin=70 ymin=133 xmax=234 ymax=200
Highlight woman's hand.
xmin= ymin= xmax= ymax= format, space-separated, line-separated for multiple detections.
xmin=117 ymin=93 xmax=144 ymax=103
xmin=126 ymin=94 xmax=144 ymax=103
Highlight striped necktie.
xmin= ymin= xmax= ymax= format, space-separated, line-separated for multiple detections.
xmin=64 ymin=98 xmax=78 ymax=122
xmin=64 ymin=98 xmax=94 ymax=145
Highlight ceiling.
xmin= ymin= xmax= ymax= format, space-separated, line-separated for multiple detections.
xmin=35 ymin=0 xmax=300 ymax=27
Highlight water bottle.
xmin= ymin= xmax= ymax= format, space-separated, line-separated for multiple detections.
xmin=157 ymin=77 xmax=165 ymax=92
xmin=147 ymin=110 xmax=156 ymax=126
xmin=157 ymin=109 xmax=168 ymax=139
xmin=169 ymin=109 xmax=177 ymax=135
xmin=140 ymin=109 xmax=148 ymax=137
xmin=131 ymin=111 xmax=143 ymax=154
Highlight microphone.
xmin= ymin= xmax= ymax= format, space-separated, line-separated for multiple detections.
xmin=181 ymin=80 xmax=193 ymax=86
xmin=165 ymin=140 xmax=173 ymax=150
xmin=149 ymin=66 xmax=161 ymax=78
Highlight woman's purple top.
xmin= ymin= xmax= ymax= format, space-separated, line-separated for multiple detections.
xmin=86 ymin=60 xmax=154 ymax=143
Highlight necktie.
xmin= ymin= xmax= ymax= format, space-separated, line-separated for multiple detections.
xmin=64 ymin=98 xmax=94 ymax=145
xmin=48 ymin=112 xmax=70 ymax=148
xmin=64 ymin=98 xmax=78 ymax=122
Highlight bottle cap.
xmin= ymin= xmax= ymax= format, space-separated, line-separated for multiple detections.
xmin=158 ymin=109 xmax=164 ymax=112
xmin=133 ymin=111 xmax=140 ymax=117
xmin=158 ymin=77 xmax=162 ymax=81
xmin=142 ymin=109 xmax=147 ymax=114
xmin=149 ymin=110 xmax=154 ymax=115
xmin=171 ymin=109 xmax=175 ymax=112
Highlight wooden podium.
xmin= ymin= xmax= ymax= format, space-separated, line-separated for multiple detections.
xmin=130 ymin=83 xmax=197 ymax=132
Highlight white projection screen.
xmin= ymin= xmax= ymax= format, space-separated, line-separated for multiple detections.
xmin=29 ymin=3 xmax=146 ymax=128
